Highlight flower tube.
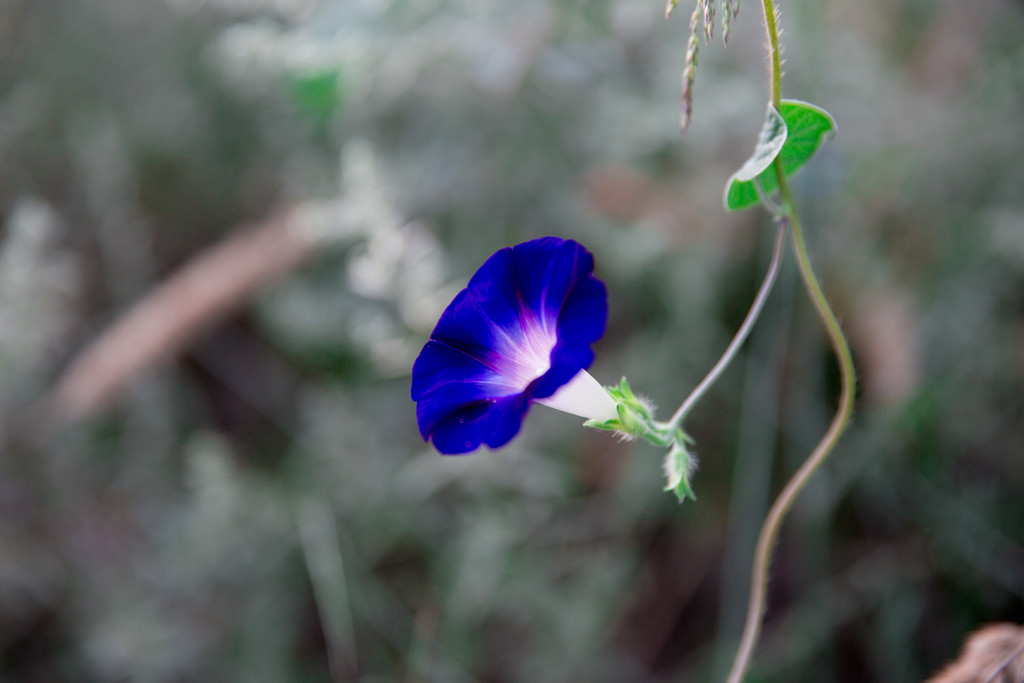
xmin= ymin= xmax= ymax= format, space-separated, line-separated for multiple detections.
xmin=411 ymin=237 xmax=617 ymax=454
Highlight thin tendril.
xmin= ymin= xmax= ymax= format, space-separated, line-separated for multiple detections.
xmin=668 ymin=223 xmax=785 ymax=430
xmin=724 ymin=1 xmax=856 ymax=681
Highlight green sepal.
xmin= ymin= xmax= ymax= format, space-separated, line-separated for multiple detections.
xmin=583 ymin=378 xmax=700 ymax=502
xmin=583 ymin=418 xmax=621 ymax=432
xmin=663 ymin=438 xmax=698 ymax=504
xmin=584 ymin=378 xmax=655 ymax=437
xmin=724 ymin=99 xmax=837 ymax=212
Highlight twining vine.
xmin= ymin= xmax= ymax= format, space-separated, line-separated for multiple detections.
xmin=668 ymin=0 xmax=856 ymax=679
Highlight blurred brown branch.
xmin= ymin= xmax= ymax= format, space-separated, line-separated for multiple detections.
xmin=927 ymin=624 xmax=1024 ymax=683
xmin=47 ymin=209 xmax=315 ymax=423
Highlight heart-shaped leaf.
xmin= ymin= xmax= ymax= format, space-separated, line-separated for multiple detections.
xmin=724 ymin=99 xmax=837 ymax=212
xmin=732 ymin=103 xmax=787 ymax=183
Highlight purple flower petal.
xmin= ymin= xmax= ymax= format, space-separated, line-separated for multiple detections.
xmin=430 ymin=394 xmax=530 ymax=454
xmin=411 ymin=237 xmax=609 ymax=454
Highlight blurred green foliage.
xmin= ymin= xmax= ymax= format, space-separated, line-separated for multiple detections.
xmin=1 ymin=0 xmax=1023 ymax=681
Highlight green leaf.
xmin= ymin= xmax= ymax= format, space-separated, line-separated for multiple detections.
xmin=733 ymin=103 xmax=788 ymax=183
xmin=724 ymin=99 xmax=837 ymax=212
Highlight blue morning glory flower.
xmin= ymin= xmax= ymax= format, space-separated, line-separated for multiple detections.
xmin=411 ymin=237 xmax=618 ymax=454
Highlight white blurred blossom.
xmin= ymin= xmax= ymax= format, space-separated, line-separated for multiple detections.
xmin=259 ymin=140 xmax=449 ymax=375
xmin=0 ymin=198 xmax=79 ymax=396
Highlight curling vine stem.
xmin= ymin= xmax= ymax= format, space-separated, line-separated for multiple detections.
xmin=725 ymin=1 xmax=857 ymax=681
xmin=668 ymin=223 xmax=785 ymax=431
xmin=763 ymin=0 xmax=782 ymax=108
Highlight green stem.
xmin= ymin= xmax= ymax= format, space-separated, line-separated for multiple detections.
xmin=725 ymin=2 xmax=856 ymax=682
xmin=762 ymin=1 xmax=782 ymax=108
xmin=668 ymin=223 xmax=785 ymax=430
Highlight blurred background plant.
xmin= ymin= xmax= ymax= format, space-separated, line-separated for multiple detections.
xmin=1 ymin=0 xmax=1023 ymax=681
